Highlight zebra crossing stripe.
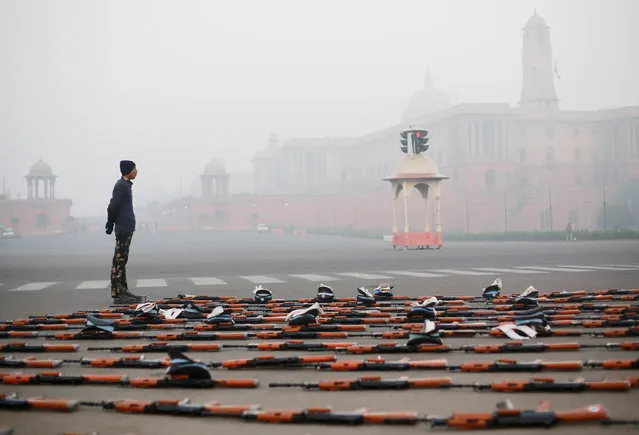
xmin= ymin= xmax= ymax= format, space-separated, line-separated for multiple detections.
xmin=429 ymin=269 xmax=493 ymax=276
xmin=290 ymin=274 xmax=340 ymax=282
xmin=9 ymin=282 xmax=56 ymax=292
xmin=516 ymin=266 xmax=590 ymax=272
xmin=240 ymin=275 xmax=284 ymax=284
xmin=338 ymin=273 xmax=393 ymax=280
xmin=76 ymin=280 xmax=110 ymax=290
xmin=602 ymin=264 xmax=639 ymax=268
xmin=472 ymin=268 xmax=547 ymax=274
xmin=558 ymin=265 xmax=639 ymax=271
xmin=136 ymin=279 xmax=168 ymax=288
xmin=190 ymin=277 xmax=228 ymax=286
xmin=384 ymin=271 xmax=447 ymax=278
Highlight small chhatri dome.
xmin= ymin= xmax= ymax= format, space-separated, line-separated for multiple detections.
xmin=525 ymin=9 xmax=548 ymax=28
xmin=28 ymin=159 xmax=54 ymax=177
xmin=203 ymin=159 xmax=226 ymax=176
xmin=395 ymin=154 xmax=444 ymax=179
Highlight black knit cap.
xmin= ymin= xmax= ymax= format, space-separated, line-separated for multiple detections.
xmin=120 ymin=160 xmax=136 ymax=176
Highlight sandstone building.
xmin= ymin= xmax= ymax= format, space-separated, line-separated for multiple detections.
xmin=251 ymin=10 xmax=639 ymax=233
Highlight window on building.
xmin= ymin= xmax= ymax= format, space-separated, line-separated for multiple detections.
xmin=573 ymin=128 xmax=579 ymax=137
xmin=505 ymin=172 xmax=512 ymax=184
xmin=575 ymin=177 xmax=582 ymax=186
xmin=519 ymin=148 xmax=527 ymax=162
xmin=483 ymin=121 xmax=495 ymax=157
xmin=496 ymin=122 xmax=502 ymax=157
xmin=574 ymin=148 xmax=582 ymax=163
xmin=546 ymin=127 xmax=554 ymax=139
xmin=546 ymin=148 xmax=555 ymax=164
xmin=485 ymin=169 xmax=495 ymax=189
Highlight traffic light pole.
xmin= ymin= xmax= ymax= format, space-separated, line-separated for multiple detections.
xmin=386 ymin=126 xmax=446 ymax=251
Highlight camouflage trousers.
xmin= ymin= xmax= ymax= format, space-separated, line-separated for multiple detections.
xmin=111 ymin=233 xmax=133 ymax=298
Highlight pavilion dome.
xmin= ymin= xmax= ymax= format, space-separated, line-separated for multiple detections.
xmin=395 ymin=154 xmax=444 ymax=178
xmin=202 ymin=159 xmax=226 ymax=176
xmin=28 ymin=159 xmax=54 ymax=177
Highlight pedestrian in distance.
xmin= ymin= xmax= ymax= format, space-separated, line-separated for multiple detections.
xmin=565 ymin=222 xmax=574 ymax=241
xmin=105 ymin=160 xmax=145 ymax=304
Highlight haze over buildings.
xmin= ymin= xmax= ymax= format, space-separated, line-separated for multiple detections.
xmin=1 ymin=0 xmax=638 ymax=218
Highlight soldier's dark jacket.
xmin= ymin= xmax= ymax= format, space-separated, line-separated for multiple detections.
xmin=107 ymin=178 xmax=136 ymax=235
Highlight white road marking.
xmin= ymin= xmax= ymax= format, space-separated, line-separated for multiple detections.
xmin=190 ymin=277 xmax=228 ymax=286
xmin=289 ymin=274 xmax=340 ymax=282
xmin=472 ymin=268 xmax=547 ymax=274
xmin=384 ymin=271 xmax=447 ymax=278
xmin=558 ymin=265 xmax=639 ymax=271
xmin=338 ymin=273 xmax=393 ymax=280
xmin=516 ymin=266 xmax=590 ymax=272
xmin=9 ymin=282 xmax=56 ymax=291
xmin=136 ymin=279 xmax=168 ymax=287
xmin=76 ymin=280 xmax=110 ymax=290
xmin=601 ymin=264 xmax=639 ymax=268
xmin=429 ymin=269 xmax=494 ymax=276
xmin=240 ymin=275 xmax=284 ymax=284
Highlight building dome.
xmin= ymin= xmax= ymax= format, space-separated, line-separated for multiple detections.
xmin=28 ymin=159 xmax=54 ymax=177
xmin=268 ymin=133 xmax=280 ymax=148
xmin=525 ymin=9 xmax=547 ymax=28
xmin=202 ymin=159 xmax=226 ymax=176
xmin=401 ymin=68 xmax=450 ymax=122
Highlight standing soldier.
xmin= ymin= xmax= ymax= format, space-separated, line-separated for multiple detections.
xmin=105 ymin=160 xmax=145 ymax=304
xmin=565 ymin=222 xmax=574 ymax=241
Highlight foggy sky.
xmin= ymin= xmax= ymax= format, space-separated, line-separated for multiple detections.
xmin=1 ymin=0 xmax=638 ymax=216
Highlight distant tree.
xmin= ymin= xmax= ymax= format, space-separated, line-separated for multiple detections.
xmin=612 ymin=178 xmax=639 ymax=228
xmin=213 ymin=210 xmax=226 ymax=225
xmin=596 ymin=204 xmax=635 ymax=230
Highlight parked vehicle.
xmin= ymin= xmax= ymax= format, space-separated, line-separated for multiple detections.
xmin=256 ymin=223 xmax=270 ymax=233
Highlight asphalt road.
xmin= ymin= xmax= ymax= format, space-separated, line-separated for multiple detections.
xmin=0 ymin=232 xmax=638 ymax=435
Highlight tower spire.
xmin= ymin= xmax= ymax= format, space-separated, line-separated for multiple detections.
xmin=519 ymin=10 xmax=559 ymax=110
xmin=424 ymin=65 xmax=433 ymax=88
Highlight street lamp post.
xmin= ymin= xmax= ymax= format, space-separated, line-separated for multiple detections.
xmin=603 ymin=183 xmax=608 ymax=231
xmin=504 ymin=189 xmax=508 ymax=233
xmin=548 ymin=187 xmax=553 ymax=232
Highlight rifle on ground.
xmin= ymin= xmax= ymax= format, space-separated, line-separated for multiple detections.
xmin=269 ymin=375 xmax=636 ymax=392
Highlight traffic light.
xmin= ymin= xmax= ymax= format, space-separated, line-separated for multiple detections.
xmin=414 ymin=129 xmax=429 ymax=153
xmin=400 ymin=131 xmax=408 ymax=153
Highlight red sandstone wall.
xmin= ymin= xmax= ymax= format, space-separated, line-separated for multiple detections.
xmin=0 ymin=199 xmax=72 ymax=235
xmin=153 ymin=185 xmax=605 ymax=234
